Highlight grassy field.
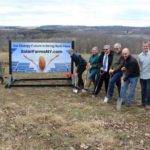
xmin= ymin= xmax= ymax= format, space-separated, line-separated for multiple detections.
xmin=0 ymin=53 xmax=150 ymax=150
xmin=0 ymin=52 xmax=9 ymax=62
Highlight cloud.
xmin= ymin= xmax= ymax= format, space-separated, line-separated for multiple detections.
xmin=0 ymin=0 xmax=150 ymax=26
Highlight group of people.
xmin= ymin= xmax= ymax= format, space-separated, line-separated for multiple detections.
xmin=69 ymin=41 xmax=150 ymax=110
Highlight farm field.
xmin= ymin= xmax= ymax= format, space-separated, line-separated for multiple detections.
xmin=0 ymin=52 xmax=150 ymax=150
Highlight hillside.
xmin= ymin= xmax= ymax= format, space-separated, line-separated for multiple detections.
xmin=0 ymin=25 xmax=150 ymax=53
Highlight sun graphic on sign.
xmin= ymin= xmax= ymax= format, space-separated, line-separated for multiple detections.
xmin=23 ymin=54 xmax=59 ymax=72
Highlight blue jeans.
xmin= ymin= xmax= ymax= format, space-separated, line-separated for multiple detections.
xmin=120 ymin=77 xmax=138 ymax=104
xmin=107 ymin=71 xmax=122 ymax=98
xmin=140 ymin=79 xmax=150 ymax=106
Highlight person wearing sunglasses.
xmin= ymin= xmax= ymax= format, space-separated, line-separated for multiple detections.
xmin=93 ymin=45 xmax=113 ymax=96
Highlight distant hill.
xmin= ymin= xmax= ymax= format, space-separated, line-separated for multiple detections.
xmin=0 ymin=25 xmax=150 ymax=53
xmin=37 ymin=25 xmax=150 ymax=34
xmin=0 ymin=26 xmax=37 ymax=30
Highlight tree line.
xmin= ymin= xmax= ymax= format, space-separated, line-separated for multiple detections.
xmin=0 ymin=26 xmax=150 ymax=53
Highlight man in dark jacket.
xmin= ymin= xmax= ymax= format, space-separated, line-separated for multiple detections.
xmin=120 ymin=48 xmax=140 ymax=106
xmin=69 ymin=49 xmax=87 ymax=89
xmin=93 ymin=45 xmax=113 ymax=96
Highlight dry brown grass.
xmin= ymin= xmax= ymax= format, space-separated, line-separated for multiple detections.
xmin=0 ymin=52 xmax=8 ymax=62
xmin=0 ymin=84 xmax=150 ymax=150
xmin=0 ymin=52 xmax=150 ymax=150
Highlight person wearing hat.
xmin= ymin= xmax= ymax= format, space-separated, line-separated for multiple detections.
xmin=68 ymin=49 xmax=87 ymax=89
xmin=93 ymin=45 xmax=113 ymax=96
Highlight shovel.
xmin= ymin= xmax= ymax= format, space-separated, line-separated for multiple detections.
xmin=116 ymin=98 xmax=123 ymax=111
xmin=72 ymin=73 xmax=78 ymax=93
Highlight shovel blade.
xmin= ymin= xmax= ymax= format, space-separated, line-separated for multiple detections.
xmin=116 ymin=98 xmax=123 ymax=111
xmin=73 ymin=88 xmax=78 ymax=93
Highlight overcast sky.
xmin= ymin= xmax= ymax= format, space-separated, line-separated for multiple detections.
xmin=0 ymin=0 xmax=150 ymax=27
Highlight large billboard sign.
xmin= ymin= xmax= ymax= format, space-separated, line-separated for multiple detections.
xmin=10 ymin=42 xmax=72 ymax=73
